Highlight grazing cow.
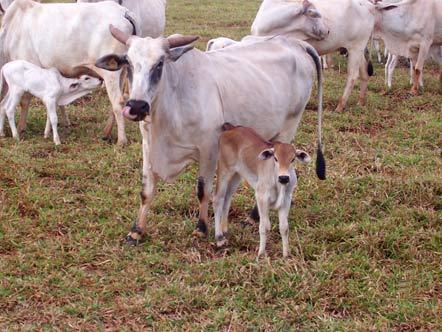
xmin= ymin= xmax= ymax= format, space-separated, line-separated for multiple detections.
xmin=252 ymin=0 xmax=376 ymax=112
xmin=385 ymin=46 xmax=442 ymax=89
xmin=0 ymin=60 xmax=102 ymax=144
xmin=76 ymin=0 xmax=166 ymax=38
xmin=374 ymin=0 xmax=442 ymax=94
xmin=214 ymin=123 xmax=311 ymax=258
xmin=206 ymin=37 xmax=238 ymax=52
xmin=0 ymin=0 xmax=145 ymax=145
xmin=95 ymin=26 xmax=326 ymax=244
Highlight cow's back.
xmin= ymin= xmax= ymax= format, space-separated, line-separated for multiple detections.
xmin=205 ymin=36 xmax=316 ymax=140
xmin=1 ymin=0 xmax=134 ymax=71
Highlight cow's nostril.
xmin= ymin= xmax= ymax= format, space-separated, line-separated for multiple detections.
xmin=126 ymin=99 xmax=150 ymax=121
xmin=278 ymin=175 xmax=290 ymax=184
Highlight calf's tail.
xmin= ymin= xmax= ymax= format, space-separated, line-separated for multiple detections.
xmin=305 ymin=45 xmax=326 ymax=180
xmin=221 ymin=122 xmax=236 ymax=131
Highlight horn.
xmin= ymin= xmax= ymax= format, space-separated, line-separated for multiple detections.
xmin=109 ymin=24 xmax=131 ymax=45
xmin=166 ymin=35 xmax=199 ymax=49
xmin=60 ymin=66 xmax=103 ymax=80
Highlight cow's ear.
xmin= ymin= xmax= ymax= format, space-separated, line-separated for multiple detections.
xmin=258 ymin=148 xmax=274 ymax=160
xmin=95 ymin=54 xmax=128 ymax=71
xmin=168 ymin=45 xmax=194 ymax=62
xmin=294 ymin=149 xmax=311 ymax=164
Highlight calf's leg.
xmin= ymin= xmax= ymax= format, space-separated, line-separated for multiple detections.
xmin=44 ymin=99 xmax=61 ymax=145
xmin=17 ymin=93 xmax=31 ymax=134
xmin=256 ymin=195 xmax=271 ymax=258
xmin=5 ymin=91 xmax=22 ymax=140
xmin=278 ymin=203 xmax=291 ymax=258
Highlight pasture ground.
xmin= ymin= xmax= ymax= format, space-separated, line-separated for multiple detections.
xmin=0 ymin=0 xmax=441 ymax=330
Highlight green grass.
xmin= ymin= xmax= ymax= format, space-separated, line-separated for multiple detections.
xmin=1 ymin=0 xmax=441 ymax=330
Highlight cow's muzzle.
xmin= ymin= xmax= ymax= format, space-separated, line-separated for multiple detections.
xmin=123 ymin=100 xmax=150 ymax=121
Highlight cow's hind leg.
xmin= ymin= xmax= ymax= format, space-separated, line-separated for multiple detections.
xmin=336 ymin=50 xmax=363 ymax=112
xmin=358 ymin=57 xmax=370 ymax=106
xmin=193 ymin=146 xmax=218 ymax=237
xmin=126 ymin=122 xmax=157 ymax=245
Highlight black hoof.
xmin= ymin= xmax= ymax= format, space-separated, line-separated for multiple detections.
xmin=194 ymin=219 xmax=208 ymax=237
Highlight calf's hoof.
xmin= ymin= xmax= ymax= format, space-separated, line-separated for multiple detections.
xmin=125 ymin=233 xmax=141 ymax=246
xmin=192 ymin=219 xmax=208 ymax=238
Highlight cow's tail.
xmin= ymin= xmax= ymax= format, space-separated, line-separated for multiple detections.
xmin=365 ymin=46 xmax=374 ymax=76
xmin=124 ymin=11 xmax=141 ymax=36
xmin=306 ymin=45 xmax=326 ymax=180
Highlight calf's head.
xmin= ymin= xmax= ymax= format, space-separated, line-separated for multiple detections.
xmin=259 ymin=142 xmax=311 ymax=185
xmin=95 ymin=25 xmax=198 ymax=121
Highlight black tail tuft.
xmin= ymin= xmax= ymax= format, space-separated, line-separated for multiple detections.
xmin=316 ymin=146 xmax=326 ymax=180
xmin=221 ymin=122 xmax=235 ymax=131
xmin=367 ymin=60 xmax=374 ymax=76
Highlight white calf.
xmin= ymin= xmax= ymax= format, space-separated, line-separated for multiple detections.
xmin=213 ymin=123 xmax=311 ymax=258
xmin=206 ymin=37 xmax=239 ymax=51
xmin=0 ymin=60 xmax=101 ymax=144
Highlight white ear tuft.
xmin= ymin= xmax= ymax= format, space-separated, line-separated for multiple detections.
xmin=295 ymin=149 xmax=311 ymax=163
xmin=258 ymin=148 xmax=274 ymax=160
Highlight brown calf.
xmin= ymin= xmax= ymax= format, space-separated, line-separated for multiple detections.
xmin=213 ymin=123 xmax=311 ymax=258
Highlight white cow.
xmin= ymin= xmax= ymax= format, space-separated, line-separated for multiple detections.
xmin=76 ymin=0 xmax=166 ymax=38
xmin=214 ymin=123 xmax=311 ymax=258
xmin=0 ymin=0 xmax=144 ymax=145
xmin=206 ymin=37 xmax=239 ymax=52
xmin=95 ymin=26 xmax=326 ymax=244
xmin=374 ymin=0 xmax=442 ymax=94
xmin=0 ymin=60 xmax=102 ymax=144
xmin=252 ymin=0 xmax=376 ymax=112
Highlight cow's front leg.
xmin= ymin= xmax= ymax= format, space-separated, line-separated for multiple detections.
xmin=411 ymin=43 xmax=430 ymax=95
xmin=193 ymin=148 xmax=217 ymax=237
xmin=126 ymin=121 xmax=157 ymax=245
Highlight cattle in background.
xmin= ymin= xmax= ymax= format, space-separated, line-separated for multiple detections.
xmin=374 ymin=0 xmax=442 ymax=94
xmin=252 ymin=0 xmax=376 ymax=112
xmin=385 ymin=46 xmax=442 ymax=89
xmin=76 ymin=0 xmax=166 ymax=38
xmin=214 ymin=123 xmax=311 ymax=258
xmin=95 ymin=26 xmax=326 ymax=244
xmin=206 ymin=37 xmax=238 ymax=52
xmin=0 ymin=60 xmax=102 ymax=145
xmin=0 ymin=0 xmax=144 ymax=145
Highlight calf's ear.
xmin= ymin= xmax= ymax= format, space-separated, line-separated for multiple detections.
xmin=294 ymin=149 xmax=311 ymax=164
xmin=69 ymin=83 xmax=80 ymax=92
xmin=258 ymin=148 xmax=274 ymax=160
xmin=95 ymin=54 xmax=128 ymax=71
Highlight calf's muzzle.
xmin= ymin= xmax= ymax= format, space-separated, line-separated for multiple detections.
xmin=278 ymin=175 xmax=290 ymax=185
xmin=123 ymin=99 xmax=150 ymax=121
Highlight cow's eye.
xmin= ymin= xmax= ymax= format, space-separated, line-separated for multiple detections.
xmin=85 ymin=77 xmax=90 ymax=81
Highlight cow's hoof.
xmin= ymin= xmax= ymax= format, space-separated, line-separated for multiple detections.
xmin=241 ymin=217 xmax=257 ymax=228
xmin=193 ymin=219 xmax=208 ymax=237
xmin=215 ymin=235 xmax=228 ymax=248
xmin=117 ymin=138 xmax=129 ymax=147
xmin=102 ymin=136 xmax=114 ymax=144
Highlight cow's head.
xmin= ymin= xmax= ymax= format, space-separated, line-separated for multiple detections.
xmin=252 ymin=0 xmax=329 ymax=41
xmin=258 ymin=142 xmax=311 ymax=185
xmin=95 ymin=25 xmax=198 ymax=121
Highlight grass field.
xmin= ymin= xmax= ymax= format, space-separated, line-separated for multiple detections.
xmin=1 ymin=0 xmax=441 ymax=330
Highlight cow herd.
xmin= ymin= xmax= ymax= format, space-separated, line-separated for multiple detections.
xmin=0 ymin=0 xmax=440 ymax=258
